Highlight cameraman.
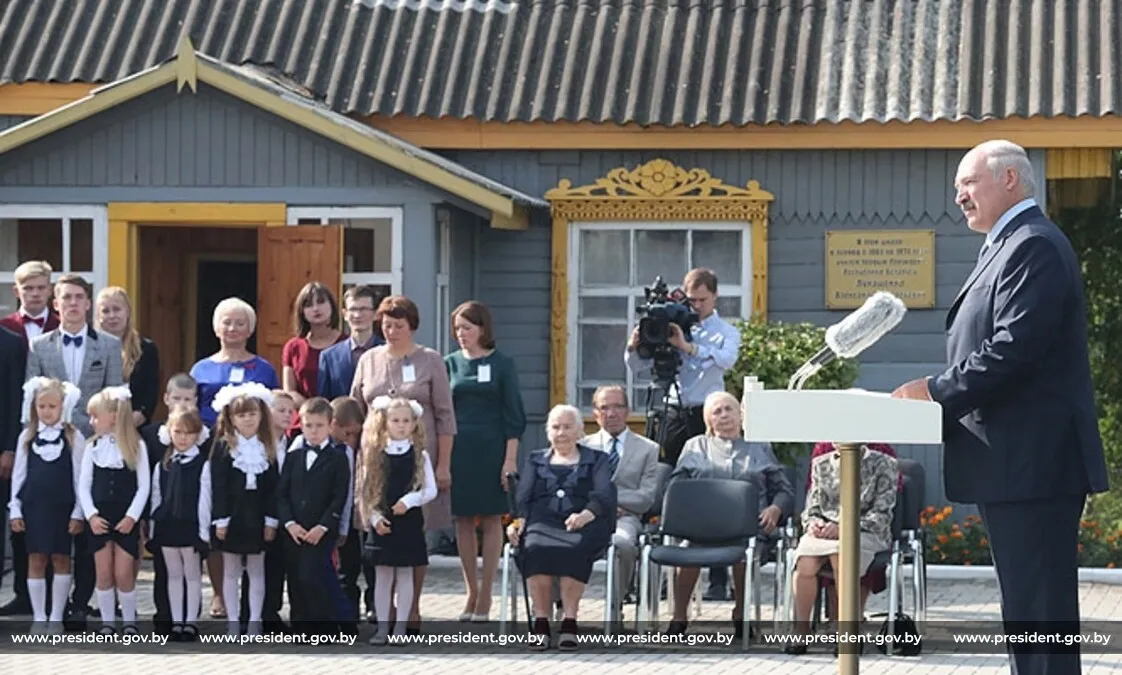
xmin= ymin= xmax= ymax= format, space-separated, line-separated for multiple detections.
xmin=624 ymin=268 xmax=740 ymax=467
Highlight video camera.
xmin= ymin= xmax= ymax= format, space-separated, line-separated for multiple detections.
xmin=636 ymin=276 xmax=701 ymax=385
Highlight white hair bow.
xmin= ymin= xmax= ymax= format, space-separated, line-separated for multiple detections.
xmin=212 ymin=382 xmax=274 ymax=413
xmin=104 ymin=385 xmax=132 ymax=402
xmin=21 ymin=378 xmax=82 ymax=425
xmin=371 ymin=395 xmax=423 ymax=418
xmin=158 ymin=424 xmax=210 ymax=447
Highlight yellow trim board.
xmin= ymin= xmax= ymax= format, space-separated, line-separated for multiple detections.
xmin=0 ymin=38 xmax=529 ymax=230
xmin=1045 ymin=148 xmax=1114 ymax=179
xmin=0 ymin=83 xmax=99 ymax=115
xmin=544 ymin=158 xmax=773 ymax=408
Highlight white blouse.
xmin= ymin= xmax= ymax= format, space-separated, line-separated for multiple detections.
xmin=7 ymin=424 xmax=87 ymax=521
xmin=212 ymin=434 xmax=277 ymax=531
xmin=149 ymin=446 xmax=212 ymax=544
xmin=77 ymin=434 xmax=151 ymax=522
xmin=369 ymin=439 xmax=437 ymax=529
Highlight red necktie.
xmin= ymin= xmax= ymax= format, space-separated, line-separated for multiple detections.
xmin=21 ymin=314 xmax=44 ymax=327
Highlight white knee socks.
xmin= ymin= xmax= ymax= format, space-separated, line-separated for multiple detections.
xmin=27 ymin=578 xmax=46 ymax=622
xmin=97 ymin=587 xmax=116 ymax=626
xmin=222 ymin=552 xmax=266 ymax=630
xmin=50 ymin=574 xmax=70 ymax=622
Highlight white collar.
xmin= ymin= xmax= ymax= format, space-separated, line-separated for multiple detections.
xmin=986 ymin=198 xmax=1036 ymax=247
xmin=171 ymin=447 xmax=200 ymax=463
xmin=90 ymin=435 xmax=125 ymax=469
xmin=37 ymin=421 xmax=63 ymax=436
xmin=386 ymin=438 xmax=412 ymax=456
xmin=601 ymin=428 xmax=629 ymax=447
xmin=21 ymin=308 xmax=48 ymax=320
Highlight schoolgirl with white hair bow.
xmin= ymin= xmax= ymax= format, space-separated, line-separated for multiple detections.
xmin=207 ymin=382 xmax=279 ymax=636
xmin=77 ymin=384 xmax=150 ymax=635
xmin=356 ymin=395 xmax=436 ymax=645
xmin=8 ymin=377 xmax=85 ymax=627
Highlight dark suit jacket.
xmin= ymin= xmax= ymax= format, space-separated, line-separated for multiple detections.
xmin=277 ymin=436 xmax=350 ymax=536
xmin=0 ymin=326 xmax=25 ymax=454
xmin=0 ymin=311 xmax=60 ymax=351
xmin=928 ymin=205 xmax=1108 ymax=504
xmin=317 ymin=336 xmax=383 ymax=402
xmin=129 ymin=338 xmax=161 ymax=426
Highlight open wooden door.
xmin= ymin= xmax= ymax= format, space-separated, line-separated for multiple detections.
xmin=257 ymin=225 xmax=342 ymax=374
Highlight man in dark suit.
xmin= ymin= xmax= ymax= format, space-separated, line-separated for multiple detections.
xmin=893 ymin=140 xmax=1109 ymax=675
xmin=0 ymin=260 xmax=57 ymax=617
xmin=278 ymin=397 xmax=353 ymax=635
xmin=317 ymin=285 xmax=383 ymax=401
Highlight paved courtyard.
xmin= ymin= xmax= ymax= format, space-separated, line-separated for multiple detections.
xmin=4 ymin=555 xmax=1122 ymax=674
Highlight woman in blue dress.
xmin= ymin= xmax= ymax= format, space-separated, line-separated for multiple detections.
xmin=188 ymin=296 xmax=278 ymax=619
xmin=506 ymin=404 xmax=616 ymax=651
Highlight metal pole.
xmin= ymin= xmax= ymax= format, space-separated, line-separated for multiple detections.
xmin=837 ymin=443 xmax=861 ymax=675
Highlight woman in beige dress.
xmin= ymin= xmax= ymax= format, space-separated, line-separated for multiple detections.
xmin=787 ymin=442 xmax=898 ymax=653
xmin=352 ymin=295 xmax=456 ymax=632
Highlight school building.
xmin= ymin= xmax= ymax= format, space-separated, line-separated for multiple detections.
xmin=0 ymin=0 xmax=1116 ymax=507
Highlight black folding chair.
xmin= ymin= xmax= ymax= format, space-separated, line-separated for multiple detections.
xmin=638 ymin=478 xmax=760 ymax=650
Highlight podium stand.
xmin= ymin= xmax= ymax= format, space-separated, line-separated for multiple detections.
xmin=740 ymin=378 xmax=942 ymax=675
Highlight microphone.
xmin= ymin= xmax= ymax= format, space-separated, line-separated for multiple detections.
xmin=789 ymin=291 xmax=908 ymax=389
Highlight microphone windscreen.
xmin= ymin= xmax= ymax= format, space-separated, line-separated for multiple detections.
xmin=824 ymin=291 xmax=908 ymax=359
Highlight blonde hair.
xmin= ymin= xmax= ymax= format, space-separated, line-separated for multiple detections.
xmin=212 ymin=394 xmax=276 ymax=462
xmin=14 ymin=260 xmax=52 ymax=285
xmin=163 ymin=405 xmax=205 ymax=469
xmin=702 ymin=391 xmax=741 ymax=436
xmin=21 ymin=379 xmax=78 ymax=453
xmin=212 ymin=297 xmax=257 ymax=334
xmin=96 ymin=286 xmax=142 ymax=380
xmin=357 ymin=398 xmax=426 ymax=524
xmin=86 ymin=389 xmax=143 ymax=470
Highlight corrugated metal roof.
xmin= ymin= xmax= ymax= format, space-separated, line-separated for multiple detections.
xmin=1 ymin=0 xmax=1119 ymax=126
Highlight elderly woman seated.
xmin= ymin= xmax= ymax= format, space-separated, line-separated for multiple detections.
xmin=665 ymin=391 xmax=795 ymax=637
xmin=507 ymin=404 xmax=617 ymax=651
xmin=786 ymin=442 xmax=898 ymax=655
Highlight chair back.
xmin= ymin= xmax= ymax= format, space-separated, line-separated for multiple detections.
xmin=642 ymin=463 xmax=675 ymax=522
xmin=896 ymin=459 xmax=926 ymax=531
xmin=659 ymin=478 xmax=760 ymax=545
xmin=890 ymin=475 xmax=910 ymax=540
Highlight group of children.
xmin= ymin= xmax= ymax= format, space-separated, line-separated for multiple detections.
xmin=8 ymin=372 xmax=439 ymax=645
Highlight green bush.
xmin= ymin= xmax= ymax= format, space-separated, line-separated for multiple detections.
xmin=725 ymin=318 xmax=861 ymax=466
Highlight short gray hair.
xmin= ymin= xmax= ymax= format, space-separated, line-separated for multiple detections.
xmin=978 ymin=139 xmax=1036 ymax=199
xmin=546 ymin=404 xmax=582 ymax=430
xmin=212 ymin=297 xmax=257 ymax=334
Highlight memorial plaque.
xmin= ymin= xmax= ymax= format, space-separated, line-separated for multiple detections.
xmin=825 ymin=230 xmax=935 ymax=309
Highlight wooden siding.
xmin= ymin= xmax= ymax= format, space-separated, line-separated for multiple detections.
xmin=447 ymin=148 xmax=1047 ymax=505
xmin=0 ymin=115 xmax=28 ymax=132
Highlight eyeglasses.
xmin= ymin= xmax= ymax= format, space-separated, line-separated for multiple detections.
xmin=346 ymin=306 xmax=375 ymax=314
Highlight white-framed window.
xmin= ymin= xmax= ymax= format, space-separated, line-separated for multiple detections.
xmin=285 ymin=206 xmax=404 ymax=304
xmin=435 ymin=209 xmax=452 ymax=355
xmin=0 ymin=205 xmax=109 ymax=316
xmin=566 ymin=222 xmax=752 ymax=411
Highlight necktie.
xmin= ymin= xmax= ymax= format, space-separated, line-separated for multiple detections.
xmin=21 ymin=314 xmax=44 ymax=327
xmin=63 ymin=334 xmax=83 ymax=347
xmin=608 ymin=437 xmax=620 ymax=475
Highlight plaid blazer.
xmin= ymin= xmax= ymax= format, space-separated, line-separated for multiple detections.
xmin=26 ymin=326 xmax=124 ymax=436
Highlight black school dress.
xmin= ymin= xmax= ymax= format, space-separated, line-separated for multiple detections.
xmin=151 ymin=447 xmax=210 ymax=555
xmin=210 ymin=436 xmax=278 ymax=556
xmin=364 ymin=443 xmax=431 ymax=568
xmin=18 ymin=427 xmax=78 ymax=556
xmin=83 ymin=435 xmax=150 ymax=559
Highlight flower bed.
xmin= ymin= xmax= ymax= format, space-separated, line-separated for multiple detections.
xmin=922 ymin=505 xmax=1122 ymax=568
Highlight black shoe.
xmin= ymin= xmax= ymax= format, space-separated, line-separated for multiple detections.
xmin=558 ymin=618 xmax=578 ymax=651
xmin=63 ymin=608 xmax=88 ymax=632
xmin=0 ymin=597 xmax=31 ymax=616
xmin=530 ymin=617 xmax=550 ymax=651
xmin=365 ymin=609 xmax=377 ymax=624
xmin=784 ymin=640 xmax=808 ymax=655
xmin=664 ymin=620 xmax=687 ymax=635
xmin=170 ymin=625 xmax=185 ymax=642
xmin=182 ymin=624 xmax=199 ymax=642
xmin=703 ymin=585 xmax=729 ymax=601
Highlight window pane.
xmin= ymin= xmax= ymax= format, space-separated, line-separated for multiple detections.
xmin=691 ymin=230 xmax=742 ymax=285
xmin=0 ymin=219 xmax=64 ymax=271
xmin=580 ymin=230 xmax=629 ymax=286
xmin=334 ymin=218 xmax=392 ymax=274
xmin=578 ymin=388 xmax=598 ymax=410
xmin=70 ymin=218 xmax=93 ymax=272
xmin=297 ymin=218 xmax=323 ymax=225
xmin=579 ymin=297 xmax=627 ymax=320
xmin=716 ymin=296 xmax=742 ymax=319
xmin=579 ymin=324 xmax=627 ymax=381
xmin=636 ymin=230 xmax=687 ymax=287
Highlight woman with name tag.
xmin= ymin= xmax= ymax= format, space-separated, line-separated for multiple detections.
xmin=351 ymin=295 xmax=456 ymax=634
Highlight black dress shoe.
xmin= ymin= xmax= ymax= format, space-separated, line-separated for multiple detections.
xmin=0 ymin=597 xmax=31 ymax=616
xmin=63 ymin=608 xmax=88 ymax=632
xmin=703 ymin=584 xmax=729 ymax=601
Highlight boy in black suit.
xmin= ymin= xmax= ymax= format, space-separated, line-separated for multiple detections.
xmin=328 ymin=397 xmax=365 ymax=622
xmin=278 ymin=397 xmax=353 ymax=636
xmin=139 ymin=373 xmax=201 ymax=635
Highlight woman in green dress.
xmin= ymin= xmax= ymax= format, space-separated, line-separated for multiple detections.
xmin=445 ymin=301 xmax=527 ymax=622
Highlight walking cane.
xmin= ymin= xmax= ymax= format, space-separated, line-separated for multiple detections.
xmin=504 ymin=472 xmax=532 ymax=632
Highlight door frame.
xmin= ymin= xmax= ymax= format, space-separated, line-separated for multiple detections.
xmin=106 ymin=202 xmax=287 ymax=326
xmin=183 ymin=252 xmax=258 ymax=371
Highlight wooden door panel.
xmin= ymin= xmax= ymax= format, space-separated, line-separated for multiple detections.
xmin=256 ymin=225 xmax=342 ymax=374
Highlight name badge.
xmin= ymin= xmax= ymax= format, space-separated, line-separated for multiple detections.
xmin=402 ymin=364 xmax=417 ymax=383
xmin=477 ymin=364 xmax=492 ymax=383
xmin=229 ymin=367 xmax=245 ymax=383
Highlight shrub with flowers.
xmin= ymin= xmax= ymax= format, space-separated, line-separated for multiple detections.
xmin=921 ymin=505 xmax=1122 ymax=568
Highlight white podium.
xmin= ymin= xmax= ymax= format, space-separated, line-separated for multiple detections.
xmin=740 ymin=378 xmax=942 ymax=674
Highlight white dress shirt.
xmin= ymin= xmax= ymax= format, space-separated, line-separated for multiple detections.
xmin=78 ymin=434 xmax=151 ymax=522
xmin=369 ymin=439 xmax=437 ymax=528
xmin=8 ymin=424 xmax=87 ymax=521
xmin=20 ymin=309 xmax=49 ymax=341
xmin=212 ymin=434 xmax=278 ymax=530
xmin=149 ymin=447 xmax=212 ymax=545
xmin=60 ymin=324 xmax=88 ymax=384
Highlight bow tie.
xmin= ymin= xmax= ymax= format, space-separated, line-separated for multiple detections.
xmin=63 ymin=334 xmax=83 ymax=347
xmin=21 ymin=314 xmax=45 ymax=327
